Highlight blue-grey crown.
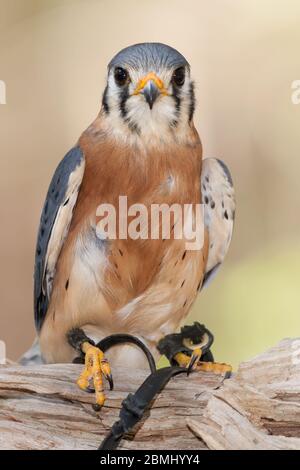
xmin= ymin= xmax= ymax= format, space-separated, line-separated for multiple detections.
xmin=108 ymin=43 xmax=189 ymax=72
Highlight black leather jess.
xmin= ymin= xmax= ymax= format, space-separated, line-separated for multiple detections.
xmin=72 ymin=323 xmax=215 ymax=450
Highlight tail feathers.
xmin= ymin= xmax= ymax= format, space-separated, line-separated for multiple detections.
xmin=19 ymin=338 xmax=44 ymax=365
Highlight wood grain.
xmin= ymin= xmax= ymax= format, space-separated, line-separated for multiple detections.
xmin=1 ymin=338 xmax=300 ymax=450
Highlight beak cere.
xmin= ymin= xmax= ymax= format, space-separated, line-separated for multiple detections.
xmin=133 ymin=72 xmax=167 ymax=109
xmin=141 ymin=80 xmax=160 ymax=109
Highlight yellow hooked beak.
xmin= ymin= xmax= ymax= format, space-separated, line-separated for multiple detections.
xmin=133 ymin=72 xmax=168 ymax=109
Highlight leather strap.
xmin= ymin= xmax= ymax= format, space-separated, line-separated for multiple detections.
xmin=98 ymin=365 xmax=187 ymax=450
xmin=68 ymin=324 xmax=214 ymax=450
xmin=97 ymin=334 xmax=157 ymax=374
xmin=97 ymin=324 xmax=213 ymax=450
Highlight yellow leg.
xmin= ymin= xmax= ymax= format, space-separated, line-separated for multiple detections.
xmin=174 ymin=349 xmax=232 ymax=375
xmin=77 ymin=342 xmax=113 ymax=408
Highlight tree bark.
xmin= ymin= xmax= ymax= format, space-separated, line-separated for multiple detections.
xmin=0 ymin=338 xmax=300 ymax=450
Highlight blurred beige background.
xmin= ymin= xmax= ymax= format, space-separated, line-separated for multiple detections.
xmin=0 ymin=0 xmax=299 ymax=366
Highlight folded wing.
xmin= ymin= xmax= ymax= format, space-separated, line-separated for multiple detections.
xmin=34 ymin=147 xmax=85 ymax=331
xmin=201 ymin=158 xmax=235 ymax=289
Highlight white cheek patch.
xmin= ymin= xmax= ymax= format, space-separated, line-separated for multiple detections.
xmin=107 ymin=75 xmax=122 ymax=108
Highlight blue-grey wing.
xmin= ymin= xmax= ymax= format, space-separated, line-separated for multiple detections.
xmin=201 ymin=158 xmax=235 ymax=289
xmin=34 ymin=146 xmax=85 ymax=331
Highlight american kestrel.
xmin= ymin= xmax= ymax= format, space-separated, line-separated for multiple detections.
xmin=33 ymin=43 xmax=235 ymax=406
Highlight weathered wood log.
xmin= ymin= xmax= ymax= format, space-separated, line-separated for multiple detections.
xmin=0 ymin=338 xmax=300 ymax=450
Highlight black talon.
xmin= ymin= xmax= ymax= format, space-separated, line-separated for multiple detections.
xmin=106 ymin=373 xmax=114 ymax=391
xmin=92 ymin=404 xmax=102 ymax=412
xmin=187 ymin=352 xmax=200 ymax=376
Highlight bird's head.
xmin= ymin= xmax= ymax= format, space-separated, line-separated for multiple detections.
xmin=101 ymin=43 xmax=195 ymax=144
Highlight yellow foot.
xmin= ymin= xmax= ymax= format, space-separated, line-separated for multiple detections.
xmin=76 ymin=342 xmax=113 ymax=409
xmin=174 ymin=348 xmax=202 ymax=372
xmin=195 ymin=361 xmax=232 ymax=374
xmin=174 ymin=349 xmax=232 ymax=376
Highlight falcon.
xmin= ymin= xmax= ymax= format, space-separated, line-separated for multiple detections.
xmin=33 ymin=43 xmax=235 ymax=407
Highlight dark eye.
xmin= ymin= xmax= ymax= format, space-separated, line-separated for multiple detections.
xmin=114 ymin=67 xmax=129 ymax=86
xmin=172 ymin=67 xmax=185 ymax=87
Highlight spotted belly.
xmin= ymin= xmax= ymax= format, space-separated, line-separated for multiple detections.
xmin=40 ymin=223 xmax=207 ymax=366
